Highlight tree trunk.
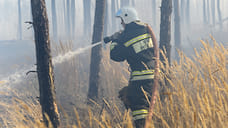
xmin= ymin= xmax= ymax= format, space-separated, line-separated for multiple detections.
xmin=51 ymin=0 xmax=58 ymax=40
xmin=87 ymin=0 xmax=106 ymax=103
xmin=104 ymin=0 xmax=109 ymax=36
xmin=66 ymin=0 xmax=71 ymax=38
xmin=203 ymin=0 xmax=207 ymax=24
xmin=18 ymin=0 xmax=22 ymax=40
xmin=211 ymin=0 xmax=216 ymax=25
xmin=111 ymin=0 xmax=117 ymax=32
xmin=71 ymin=0 xmax=76 ymax=38
xmin=180 ymin=0 xmax=185 ymax=24
xmin=121 ymin=0 xmax=130 ymax=7
xmin=207 ymin=0 xmax=210 ymax=24
xmin=152 ymin=0 xmax=157 ymax=27
xmin=83 ymin=0 xmax=92 ymax=36
xmin=186 ymin=0 xmax=190 ymax=25
xmin=116 ymin=0 xmax=120 ymax=9
xmin=174 ymin=0 xmax=181 ymax=60
xmin=159 ymin=0 xmax=172 ymax=65
xmin=132 ymin=0 xmax=136 ymax=7
xmin=217 ymin=0 xmax=223 ymax=28
xmin=31 ymin=0 xmax=60 ymax=127
xmin=63 ymin=0 xmax=67 ymax=37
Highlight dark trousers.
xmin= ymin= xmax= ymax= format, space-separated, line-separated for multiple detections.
xmin=119 ymin=79 xmax=153 ymax=128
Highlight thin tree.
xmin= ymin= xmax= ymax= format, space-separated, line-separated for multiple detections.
xmin=121 ymin=0 xmax=130 ymax=7
xmin=174 ymin=0 xmax=181 ymax=60
xmin=83 ymin=0 xmax=92 ymax=36
xmin=116 ymin=0 xmax=120 ymax=9
xmin=66 ymin=0 xmax=71 ymax=38
xmin=159 ymin=0 xmax=172 ymax=65
xmin=207 ymin=0 xmax=210 ymax=24
xmin=71 ymin=0 xmax=76 ymax=38
xmin=18 ymin=0 xmax=22 ymax=40
xmin=217 ymin=0 xmax=223 ymax=28
xmin=180 ymin=0 xmax=185 ymax=24
xmin=111 ymin=0 xmax=117 ymax=32
xmin=211 ymin=0 xmax=216 ymax=25
xmin=63 ymin=0 xmax=67 ymax=37
xmin=51 ymin=0 xmax=57 ymax=40
xmin=104 ymin=0 xmax=109 ymax=36
xmin=31 ymin=0 xmax=60 ymax=127
xmin=186 ymin=0 xmax=190 ymax=25
xmin=152 ymin=0 xmax=157 ymax=27
xmin=132 ymin=0 xmax=136 ymax=7
xmin=87 ymin=0 xmax=106 ymax=103
xmin=203 ymin=0 xmax=207 ymax=24
xmin=158 ymin=1 xmax=173 ymax=119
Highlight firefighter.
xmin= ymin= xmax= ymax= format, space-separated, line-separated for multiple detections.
xmin=103 ymin=7 xmax=158 ymax=128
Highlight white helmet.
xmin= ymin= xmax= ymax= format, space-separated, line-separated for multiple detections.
xmin=115 ymin=7 xmax=140 ymax=24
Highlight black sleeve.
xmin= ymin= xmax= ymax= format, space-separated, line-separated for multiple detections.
xmin=110 ymin=41 xmax=126 ymax=62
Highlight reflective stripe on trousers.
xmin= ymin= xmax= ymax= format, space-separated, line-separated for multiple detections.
xmin=132 ymin=109 xmax=148 ymax=120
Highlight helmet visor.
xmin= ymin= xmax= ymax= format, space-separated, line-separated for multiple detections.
xmin=115 ymin=9 xmax=122 ymax=17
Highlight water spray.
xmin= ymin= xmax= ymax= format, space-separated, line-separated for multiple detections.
xmin=0 ymin=41 xmax=102 ymax=87
xmin=53 ymin=41 xmax=102 ymax=64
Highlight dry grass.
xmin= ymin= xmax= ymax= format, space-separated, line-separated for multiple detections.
xmin=0 ymin=39 xmax=227 ymax=128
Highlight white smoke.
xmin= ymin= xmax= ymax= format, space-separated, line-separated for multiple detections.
xmin=0 ymin=42 xmax=102 ymax=87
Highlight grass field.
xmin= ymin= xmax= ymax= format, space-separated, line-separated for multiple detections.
xmin=0 ymin=39 xmax=227 ymax=128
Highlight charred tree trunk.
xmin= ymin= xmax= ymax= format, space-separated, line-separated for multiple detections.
xmin=31 ymin=0 xmax=60 ymax=127
xmin=51 ymin=0 xmax=57 ymax=40
xmin=159 ymin=0 xmax=172 ymax=65
xmin=87 ymin=0 xmax=106 ymax=103
xmin=71 ymin=0 xmax=76 ymax=38
xmin=83 ymin=0 xmax=92 ymax=36
xmin=174 ymin=0 xmax=181 ymax=60
xmin=18 ymin=0 xmax=22 ymax=40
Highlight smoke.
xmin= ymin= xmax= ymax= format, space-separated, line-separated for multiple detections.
xmin=0 ymin=66 xmax=35 ymax=86
xmin=0 ymin=42 xmax=102 ymax=87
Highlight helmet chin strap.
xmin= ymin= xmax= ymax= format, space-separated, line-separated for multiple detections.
xmin=120 ymin=18 xmax=126 ymax=28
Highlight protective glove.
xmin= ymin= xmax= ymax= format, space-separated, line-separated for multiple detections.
xmin=103 ymin=36 xmax=112 ymax=44
xmin=104 ymin=31 xmax=122 ymax=44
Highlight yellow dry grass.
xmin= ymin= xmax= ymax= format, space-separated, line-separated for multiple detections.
xmin=0 ymin=39 xmax=227 ymax=128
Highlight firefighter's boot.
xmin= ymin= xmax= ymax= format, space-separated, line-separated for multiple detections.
xmin=134 ymin=119 xmax=146 ymax=128
xmin=118 ymin=86 xmax=130 ymax=109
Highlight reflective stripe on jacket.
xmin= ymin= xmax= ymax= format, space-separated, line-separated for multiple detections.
xmin=110 ymin=21 xmax=155 ymax=80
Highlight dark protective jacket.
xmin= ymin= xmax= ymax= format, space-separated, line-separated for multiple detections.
xmin=110 ymin=21 xmax=155 ymax=81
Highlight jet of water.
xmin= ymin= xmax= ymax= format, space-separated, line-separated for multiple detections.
xmin=53 ymin=41 xmax=102 ymax=64
xmin=0 ymin=42 xmax=102 ymax=87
